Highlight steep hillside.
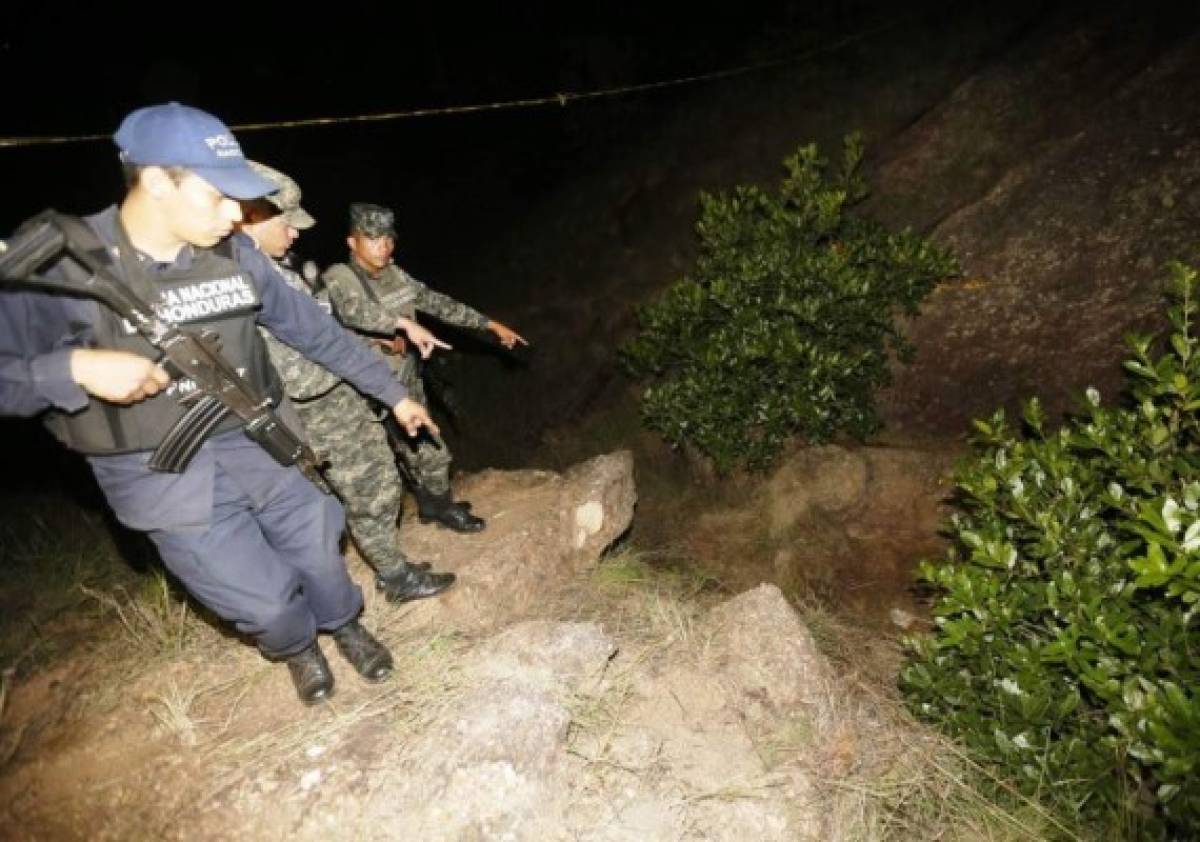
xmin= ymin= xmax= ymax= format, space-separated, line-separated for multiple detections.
xmin=869 ymin=4 xmax=1200 ymax=433
xmin=431 ymin=2 xmax=1200 ymax=468
xmin=2 ymin=456 xmax=1009 ymax=841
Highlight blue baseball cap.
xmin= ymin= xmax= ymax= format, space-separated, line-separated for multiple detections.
xmin=114 ymin=102 xmax=276 ymax=200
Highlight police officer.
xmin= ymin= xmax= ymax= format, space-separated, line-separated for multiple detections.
xmin=236 ymin=161 xmax=456 ymax=603
xmin=322 ymin=203 xmax=528 ymax=532
xmin=0 ymin=103 xmax=438 ymax=705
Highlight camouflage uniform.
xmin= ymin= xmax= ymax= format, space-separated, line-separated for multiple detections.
xmin=322 ymin=243 xmax=489 ymax=498
xmin=243 ymin=165 xmax=415 ymax=579
xmin=256 ymin=263 xmax=415 ymax=578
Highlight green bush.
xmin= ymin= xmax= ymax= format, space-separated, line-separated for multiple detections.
xmin=621 ymin=135 xmax=958 ymax=471
xmin=901 ymin=262 xmax=1200 ymax=838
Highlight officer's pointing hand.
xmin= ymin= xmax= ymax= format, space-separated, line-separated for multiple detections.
xmin=70 ymin=349 xmax=171 ymax=405
xmin=392 ymin=397 xmax=440 ymax=438
xmin=398 ymin=317 xmax=452 ymax=360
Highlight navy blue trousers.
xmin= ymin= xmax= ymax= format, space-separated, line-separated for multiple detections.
xmin=90 ymin=431 xmax=362 ymax=658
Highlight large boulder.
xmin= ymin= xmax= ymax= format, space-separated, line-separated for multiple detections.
xmin=703 ymin=584 xmax=836 ymax=734
xmin=389 ymin=451 xmax=636 ymax=631
xmin=355 ymin=619 xmax=617 ymax=841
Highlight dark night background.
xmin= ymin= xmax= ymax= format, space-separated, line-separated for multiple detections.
xmin=1 ymin=0 xmax=886 ymax=262
xmin=6 ymin=0 xmax=1195 ymax=498
xmin=0 ymin=0 xmax=913 ymax=491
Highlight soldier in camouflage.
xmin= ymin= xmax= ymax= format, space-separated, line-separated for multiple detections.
xmin=321 ymin=203 xmax=527 ymax=533
xmin=237 ymin=162 xmax=455 ymax=604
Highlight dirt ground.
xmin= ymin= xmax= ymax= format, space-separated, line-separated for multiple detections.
xmin=0 ymin=445 xmax=961 ymax=841
xmin=0 ymin=481 xmax=937 ymax=841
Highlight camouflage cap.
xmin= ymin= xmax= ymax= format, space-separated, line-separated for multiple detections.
xmin=247 ymin=160 xmax=315 ymax=230
xmin=349 ymin=202 xmax=396 ymax=238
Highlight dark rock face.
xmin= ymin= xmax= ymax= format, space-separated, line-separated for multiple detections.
xmin=869 ymin=9 xmax=1200 ymax=434
xmin=441 ymin=5 xmax=1200 ymax=465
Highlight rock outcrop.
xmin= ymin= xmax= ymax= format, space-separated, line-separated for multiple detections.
xmin=384 ymin=450 xmax=637 ymax=631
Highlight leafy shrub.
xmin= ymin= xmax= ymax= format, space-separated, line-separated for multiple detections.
xmin=621 ymin=135 xmax=958 ymax=471
xmin=902 ymin=262 xmax=1200 ymax=837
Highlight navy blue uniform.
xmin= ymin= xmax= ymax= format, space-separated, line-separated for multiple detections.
xmin=0 ymin=208 xmax=406 ymax=657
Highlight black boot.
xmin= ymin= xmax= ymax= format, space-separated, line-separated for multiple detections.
xmin=415 ymin=488 xmax=486 ymax=533
xmin=286 ymin=642 xmax=335 ymax=705
xmin=332 ymin=620 xmax=394 ymax=683
xmin=376 ymin=565 xmax=456 ymax=603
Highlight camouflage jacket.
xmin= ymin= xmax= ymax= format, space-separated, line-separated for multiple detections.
xmin=258 ymin=261 xmax=342 ymax=401
xmin=321 ymin=260 xmax=489 ymax=336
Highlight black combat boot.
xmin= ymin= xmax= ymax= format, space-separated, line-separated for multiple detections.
xmin=414 ymin=488 xmax=486 ymax=533
xmin=286 ymin=642 xmax=335 ymax=705
xmin=332 ymin=620 xmax=394 ymax=683
xmin=376 ymin=565 xmax=457 ymax=604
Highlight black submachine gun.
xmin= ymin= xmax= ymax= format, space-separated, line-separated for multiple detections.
xmin=0 ymin=210 xmax=324 ymax=486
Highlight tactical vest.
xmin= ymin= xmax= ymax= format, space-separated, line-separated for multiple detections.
xmin=346 ymin=259 xmax=382 ymax=304
xmin=327 ymin=260 xmax=417 ymax=322
xmin=44 ymin=222 xmax=281 ymax=455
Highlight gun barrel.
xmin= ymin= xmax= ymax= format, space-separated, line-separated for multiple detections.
xmin=0 ymin=215 xmax=68 ymax=282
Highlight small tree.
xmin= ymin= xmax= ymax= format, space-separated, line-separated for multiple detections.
xmin=622 ymin=135 xmax=958 ymax=471
xmin=902 ymin=262 xmax=1200 ymax=838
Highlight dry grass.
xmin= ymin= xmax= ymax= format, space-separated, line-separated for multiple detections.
xmin=81 ymin=570 xmax=214 ymax=663
xmin=4 ymin=531 xmax=477 ymax=834
xmin=148 ymin=677 xmax=208 ymax=747
xmin=0 ymin=498 xmax=139 ymax=675
xmin=570 ymin=546 xmax=716 ymax=641
xmin=156 ymin=621 xmax=473 ymax=829
xmin=779 ymin=596 xmax=1083 ymax=842
xmin=814 ymin=718 xmax=1080 ymax=841
xmin=550 ymin=548 xmax=713 ymax=783
xmin=563 ymin=665 xmax=642 ymax=770
xmin=554 ymin=544 xmax=1085 ymax=842
xmin=34 ymin=606 xmax=470 ymax=841
xmin=3 ymin=506 xmax=1095 ymax=842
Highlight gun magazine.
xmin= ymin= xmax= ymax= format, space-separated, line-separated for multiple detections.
xmin=149 ymin=395 xmax=231 ymax=473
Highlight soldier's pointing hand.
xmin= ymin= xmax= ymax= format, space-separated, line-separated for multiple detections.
xmin=487 ymin=320 xmax=528 ymax=350
xmin=398 ymin=317 xmax=452 ymax=359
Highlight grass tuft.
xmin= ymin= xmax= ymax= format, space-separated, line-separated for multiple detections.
xmin=81 ymin=569 xmax=205 ymax=662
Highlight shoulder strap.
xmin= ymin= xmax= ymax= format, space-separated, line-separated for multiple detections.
xmin=346 ymin=259 xmax=383 ymax=305
xmin=108 ymin=214 xmax=172 ymax=308
xmin=212 ymin=238 xmax=235 ymax=260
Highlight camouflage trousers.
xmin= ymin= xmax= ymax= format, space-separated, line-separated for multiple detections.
xmin=387 ymin=352 xmax=454 ymax=496
xmin=294 ymin=383 xmax=410 ymax=577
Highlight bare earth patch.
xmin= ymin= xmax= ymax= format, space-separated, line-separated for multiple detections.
xmin=1 ymin=450 xmax=1043 ymax=841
